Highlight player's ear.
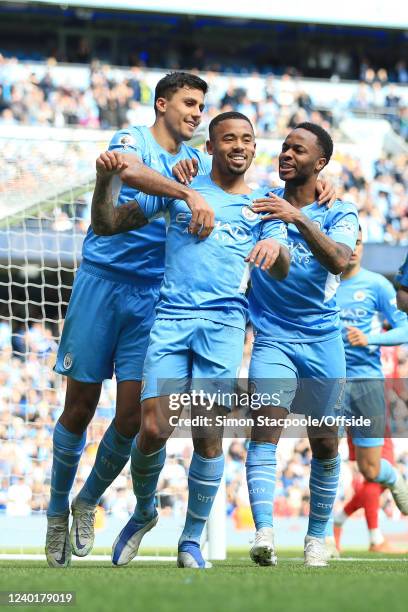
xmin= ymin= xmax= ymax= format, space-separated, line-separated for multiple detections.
xmin=316 ymin=157 xmax=326 ymax=173
xmin=155 ymin=96 xmax=167 ymax=115
xmin=206 ymin=139 xmax=213 ymax=155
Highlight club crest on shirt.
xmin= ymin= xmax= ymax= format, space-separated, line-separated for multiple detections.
xmin=241 ymin=206 xmax=258 ymax=222
xmin=313 ymin=220 xmax=322 ymax=230
xmin=353 ymin=290 xmax=366 ymax=302
xmin=63 ymin=353 xmax=73 ymax=370
xmin=119 ymin=134 xmax=135 ymax=150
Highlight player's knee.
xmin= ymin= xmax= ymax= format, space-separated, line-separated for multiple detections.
xmin=115 ymin=411 xmax=141 ymax=438
xmin=359 ymin=461 xmax=379 ymax=482
xmin=193 ymin=438 xmax=223 ymax=458
xmin=62 ymin=380 xmax=101 ymax=431
xmin=311 ymin=437 xmax=338 ymax=459
xmin=140 ymin=412 xmax=165 ymax=443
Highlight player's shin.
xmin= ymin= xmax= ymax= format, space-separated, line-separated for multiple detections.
xmin=246 ymin=441 xmax=276 ymax=529
xmin=131 ymin=434 xmax=166 ymax=522
xmin=47 ymin=421 xmax=86 ymax=517
xmin=77 ymin=420 xmax=133 ymax=507
xmin=308 ymin=455 xmax=341 ymax=539
xmin=179 ymin=451 xmax=225 ymax=545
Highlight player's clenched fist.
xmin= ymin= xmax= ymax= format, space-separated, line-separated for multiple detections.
xmin=245 ymin=239 xmax=281 ymax=272
xmin=172 ymin=157 xmax=199 ymax=184
xmin=184 ymin=189 xmax=215 ymax=240
xmin=96 ymin=150 xmax=129 ymax=177
xmin=251 ymin=192 xmax=302 ymax=224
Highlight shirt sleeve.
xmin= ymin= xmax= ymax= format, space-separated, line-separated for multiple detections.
xmin=366 ymin=276 xmax=408 ymax=345
xmin=327 ymin=204 xmax=359 ymax=251
xmin=134 ymin=193 xmax=170 ymax=221
xmin=108 ymin=128 xmax=146 ymax=159
xmin=259 ymin=219 xmax=288 ymax=247
xmin=395 ymin=253 xmax=408 ymax=287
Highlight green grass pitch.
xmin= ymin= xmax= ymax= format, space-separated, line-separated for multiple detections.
xmin=1 ymin=550 xmax=408 ymax=612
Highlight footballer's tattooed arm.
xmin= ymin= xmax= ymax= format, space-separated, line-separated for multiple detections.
xmin=293 ymin=215 xmax=352 ymax=275
xmin=252 ymin=193 xmax=352 ymax=275
xmin=91 ymin=174 xmax=148 ymax=235
xmin=93 ymin=150 xmax=215 ymax=239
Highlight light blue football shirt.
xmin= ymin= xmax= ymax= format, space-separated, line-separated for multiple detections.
xmin=136 ymin=175 xmax=288 ymax=331
xmin=338 ymin=268 xmax=408 ymax=377
xmin=82 ymin=125 xmax=212 ymax=280
xmin=395 ymin=253 xmax=408 ymax=288
xmin=249 ymin=188 xmax=359 ymax=342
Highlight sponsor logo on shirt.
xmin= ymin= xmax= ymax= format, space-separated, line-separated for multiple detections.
xmin=333 ymin=220 xmax=358 ymax=237
xmin=288 ymin=240 xmax=313 ymax=264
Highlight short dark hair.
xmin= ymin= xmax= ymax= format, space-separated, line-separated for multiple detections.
xmin=154 ymin=72 xmax=208 ymax=111
xmin=294 ymin=122 xmax=333 ymax=163
xmin=209 ymin=111 xmax=254 ymax=140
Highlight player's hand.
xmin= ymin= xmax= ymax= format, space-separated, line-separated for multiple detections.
xmin=245 ymin=239 xmax=281 ymax=271
xmin=96 ymin=150 xmax=128 ymax=178
xmin=184 ymin=189 xmax=215 ymax=239
xmin=251 ymin=192 xmax=301 ymax=224
xmin=316 ymin=178 xmax=336 ymax=207
xmin=347 ymin=326 xmax=368 ymax=346
xmin=172 ymin=158 xmax=199 ymax=184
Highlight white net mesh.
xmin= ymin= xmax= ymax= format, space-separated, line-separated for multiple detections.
xmin=0 ymin=129 xmax=205 ymax=553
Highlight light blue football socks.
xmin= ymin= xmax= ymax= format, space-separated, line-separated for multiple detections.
xmin=246 ymin=441 xmax=277 ymax=529
xmin=373 ymin=458 xmax=397 ymax=487
xmin=308 ymin=455 xmax=340 ymax=538
xmin=78 ymin=420 xmax=133 ymax=506
xmin=47 ymin=421 xmax=86 ymax=517
xmin=179 ymin=452 xmax=224 ymax=545
xmin=131 ymin=435 xmax=166 ymax=522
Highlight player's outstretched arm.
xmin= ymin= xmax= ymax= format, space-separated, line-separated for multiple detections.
xmin=91 ymin=151 xmax=149 ymax=235
xmin=92 ymin=151 xmax=214 ymax=238
xmin=245 ymin=240 xmax=290 ymax=280
xmin=252 ymin=193 xmax=352 ymax=275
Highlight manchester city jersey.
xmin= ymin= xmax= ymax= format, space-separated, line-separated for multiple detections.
xmin=82 ymin=125 xmax=212 ymax=280
xmin=136 ymin=175 xmax=288 ymax=330
xmin=249 ymin=188 xmax=359 ymax=342
xmin=338 ymin=268 xmax=408 ymax=377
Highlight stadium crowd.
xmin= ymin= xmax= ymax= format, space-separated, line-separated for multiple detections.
xmin=1 ymin=320 xmax=408 ymax=525
xmin=0 ymin=56 xmax=406 ymax=138
xmin=1 ymin=55 xmax=407 ymax=242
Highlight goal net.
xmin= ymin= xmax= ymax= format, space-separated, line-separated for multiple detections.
xmin=0 ymin=126 xmax=223 ymax=559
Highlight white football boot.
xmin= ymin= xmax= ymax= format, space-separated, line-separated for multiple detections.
xmin=389 ymin=472 xmax=408 ymax=515
xmin=304 ymin=535 xmax=329 ymax=567
xmin=70 ymin=496 xmax=96 ymax=557
xmin=45 ymin=513 xmax=71 ymax=568
xmin=250 ymin=527 xmax=278 ymax=566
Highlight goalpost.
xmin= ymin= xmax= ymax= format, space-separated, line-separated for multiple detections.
xmin=0 ymin=126 xmax=226 ymax=560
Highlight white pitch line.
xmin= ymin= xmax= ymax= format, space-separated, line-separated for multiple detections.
xmin=284 ymin=557 xmax=408 ymax=562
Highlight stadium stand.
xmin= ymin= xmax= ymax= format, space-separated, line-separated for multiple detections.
xmin=0 ymin=43 xmax=407 ymax=550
